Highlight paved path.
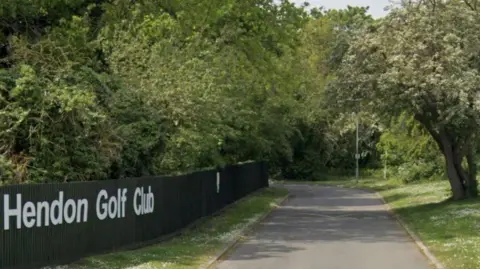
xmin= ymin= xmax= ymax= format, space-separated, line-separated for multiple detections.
xmin=215 ymin=184 xmax=432 ymax=269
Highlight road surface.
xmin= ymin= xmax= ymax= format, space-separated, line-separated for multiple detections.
xmin=215 ymin=184 xmax=432 ymax=269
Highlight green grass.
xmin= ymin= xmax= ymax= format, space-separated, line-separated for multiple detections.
xmin=66 ymin=187 xmax=288 ymax=269
xmin=287 ymin=177 xmax=480 ymax=269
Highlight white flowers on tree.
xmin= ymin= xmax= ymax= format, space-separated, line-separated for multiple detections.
xmin=330 ymin=0 xmax=480 ymax=199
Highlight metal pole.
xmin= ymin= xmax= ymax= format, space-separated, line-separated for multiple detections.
xmin=355 ymin=115 xmax=359 ymax=182
xmin=384 ymin=150 xmax=387 ymax=179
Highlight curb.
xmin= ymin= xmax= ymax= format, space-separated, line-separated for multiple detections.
xmin=372 ymin=192 xmax=445 ymax=269
xmin=202 ymin=194 xmax=290 ymax=269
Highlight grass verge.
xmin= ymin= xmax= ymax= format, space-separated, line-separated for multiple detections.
xmin=66 ymin=187 xmax=288 ymax=269
xmin=286 ymin=177 xmax=480 ymax=269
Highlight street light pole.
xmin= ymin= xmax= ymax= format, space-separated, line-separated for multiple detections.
xmin=355 ymin=115 xmax=359 ymax=182
xmin=384 ymin=149 xmax=388 ymax=179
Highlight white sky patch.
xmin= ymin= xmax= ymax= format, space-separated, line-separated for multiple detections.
xmin=287 ymin=0 xmax=395 ymax=18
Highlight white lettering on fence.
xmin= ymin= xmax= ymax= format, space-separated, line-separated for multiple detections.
xmin=3 ymin=192 xmax=89 ymax=230
xmin=96 ymin=188 xmax=127 ymax=220
xmin=23 ymin=202 xmax=35 ymax=228
xmin=134 ymin=186 xmax=154 ymax=216
xmin=4 ymin=194 xmax=21 ymax=230
xmin=2 ymin=186 xmax=153 ymax=230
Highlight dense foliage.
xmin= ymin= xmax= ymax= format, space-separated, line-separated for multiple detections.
xmin=2 ymin=0 xmax=478 ymax=200
xmin=0 ymin=0 xmax=376 ymax=184
xmin=330 ymin=0 xmax=480 ymax=199
xmin=376 ymin=113 xmax=444 ymax=183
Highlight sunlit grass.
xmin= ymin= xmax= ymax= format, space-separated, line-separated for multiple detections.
xmin=63 ymin=187 xmax=288 ymax=269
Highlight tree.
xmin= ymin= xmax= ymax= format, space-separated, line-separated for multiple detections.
xmin=275 ymin=6 xmax=378 ymax=179
xmin=329 ymin=0 xmax=480 ymax=199
xmin=376 ymin=112 xmax=444 ymax=183
xmin=1 ymin=0 xmax=311 ymax=182
xmin=99 ymin=0 xmax=308 ymax=174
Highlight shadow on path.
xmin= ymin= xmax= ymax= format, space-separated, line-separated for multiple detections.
xmin=216 ymin=184 xmax=431 ymax=269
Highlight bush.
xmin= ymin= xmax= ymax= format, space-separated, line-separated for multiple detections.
xmin=396 ymin=161 xmax=445 ymax=184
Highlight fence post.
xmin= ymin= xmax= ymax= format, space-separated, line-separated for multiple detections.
xmin=262 ymin=161 xmax=269 ymax=188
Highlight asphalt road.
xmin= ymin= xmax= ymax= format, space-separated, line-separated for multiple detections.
xmin=215 ymin=184 xmax=432 ymax=269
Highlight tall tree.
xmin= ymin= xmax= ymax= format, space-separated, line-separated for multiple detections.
xmin=1 ymin=0 xmax=311 ymax=182
xmin=329 ymin=0 xmax=480 ymax=199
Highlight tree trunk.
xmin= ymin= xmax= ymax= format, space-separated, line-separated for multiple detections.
xmin=439 ymin=135 xmax=478 ymax=200
xmin=414 ymin=113 xmax=477 ymax=200
xmin=442 ymin=143 xmax=467 ymax=200
xmin=466 ymin=148 xmax=478 ymax=198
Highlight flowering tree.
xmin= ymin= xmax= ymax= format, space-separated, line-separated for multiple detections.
xmin=330 ymin=0 xmax=480 ymax=199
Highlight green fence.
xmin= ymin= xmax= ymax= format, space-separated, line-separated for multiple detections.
xmin=0 ymin=161 xmax=269 ymax=269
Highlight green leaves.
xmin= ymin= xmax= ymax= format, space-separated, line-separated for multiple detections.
xmin=328 ymin=1 xmax=480 ymax=195
xmin=329 ymin=1 xmax=480 ymax=145
xmin=0 ymin=0 xmax=402 ymax=183
xmin=0 ymin=0 xmax=315 ymax=182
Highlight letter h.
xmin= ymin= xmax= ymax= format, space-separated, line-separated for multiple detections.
xmin=4 ymin=194 xmax=22 ymax=230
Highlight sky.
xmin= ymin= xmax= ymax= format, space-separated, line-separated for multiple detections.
xmin=291 ymin=0 xmax=392 ymax=18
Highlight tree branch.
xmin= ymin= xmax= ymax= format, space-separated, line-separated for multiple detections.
xmin=464 ymin=0 xmax=478 ymax=10
xmin=414 ymin=113 xmax=444 ymax=152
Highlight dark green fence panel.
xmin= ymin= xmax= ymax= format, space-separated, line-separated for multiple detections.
xmin=0 ymin=161 xmax=269 ymax=269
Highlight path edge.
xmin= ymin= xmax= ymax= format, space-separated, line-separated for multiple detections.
xmin=202 ymin=193 xmax=290 ymax=269
xmin=369 ymin=190 xmax=445 ymax=269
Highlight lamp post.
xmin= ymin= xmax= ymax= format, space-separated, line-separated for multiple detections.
xmin=384 ymin=149 xmax=388 ymax=179
xmin=355 ymin=114 xmax=359 ymax=182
